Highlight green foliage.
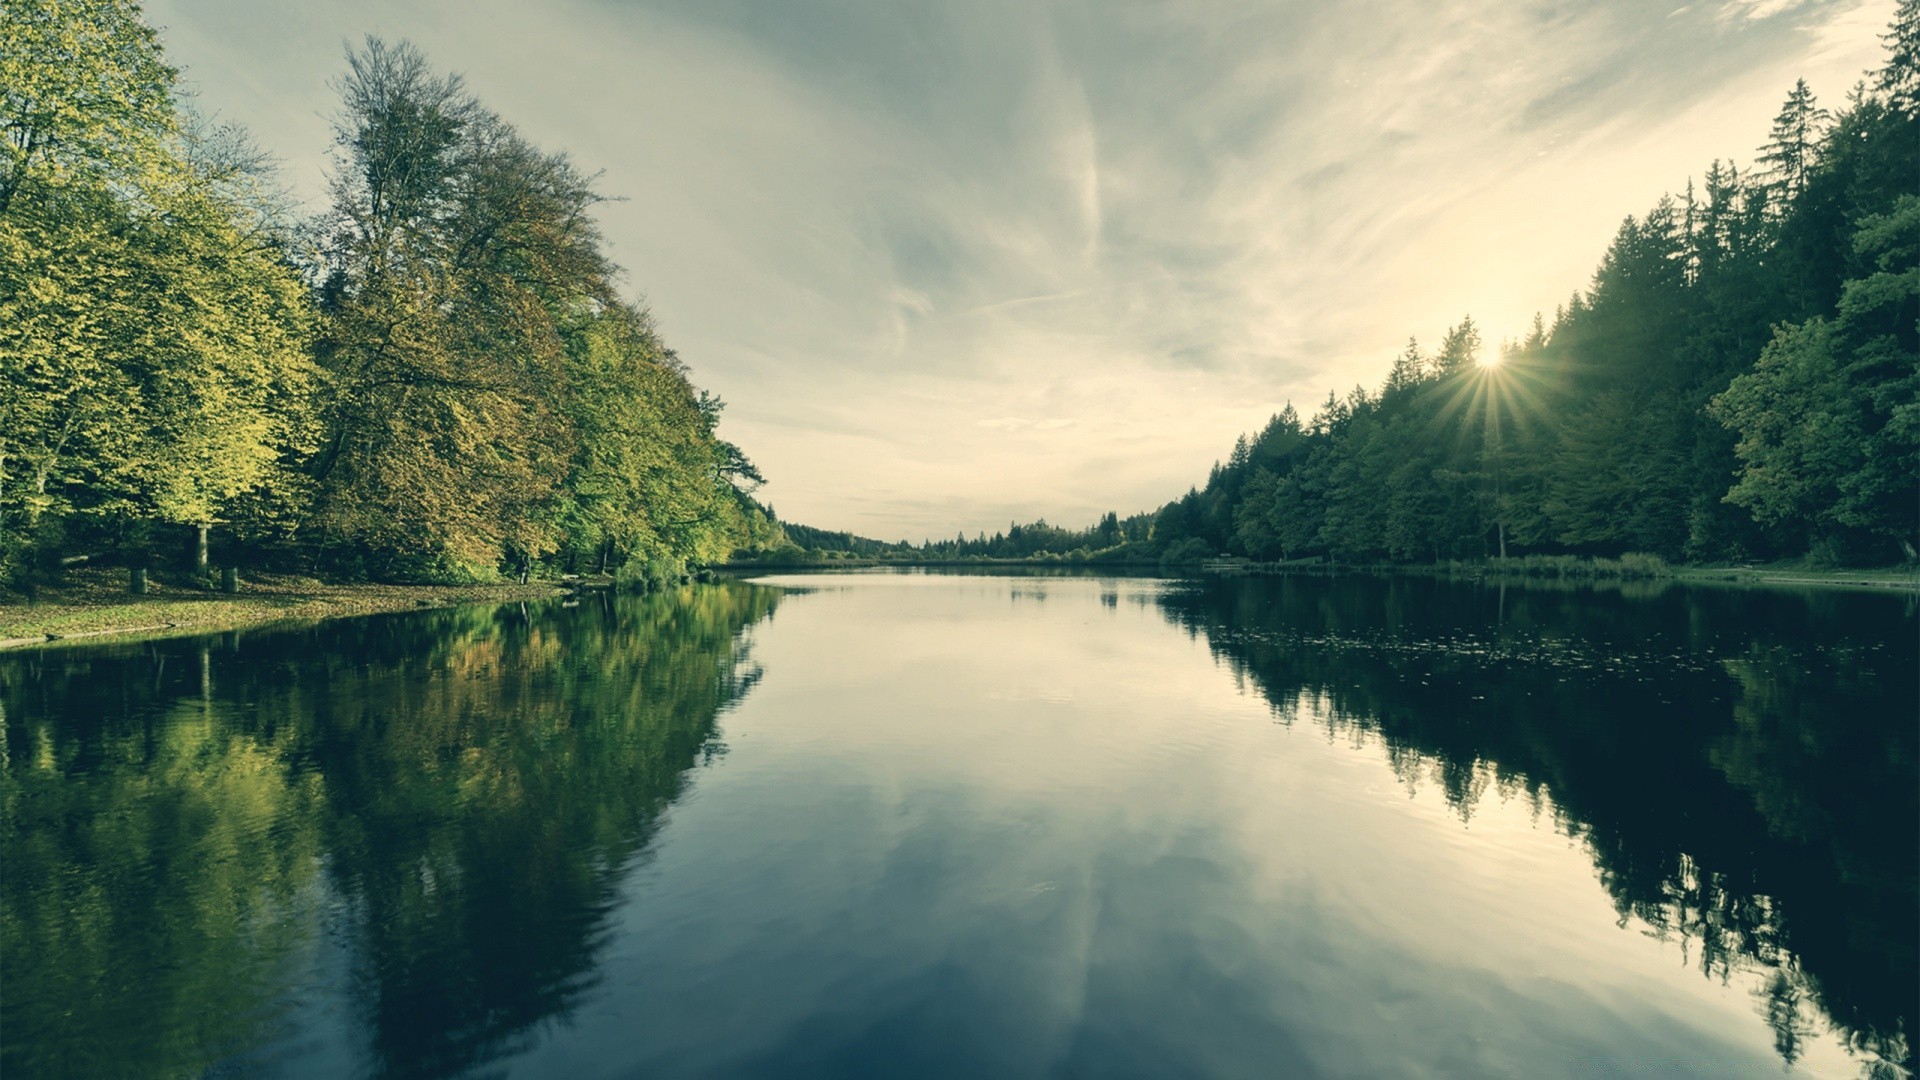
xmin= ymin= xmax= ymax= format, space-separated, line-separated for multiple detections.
xmin=2 ymin=16 xmax=774 ymax=585
xmin=0 ymin=0 xmax=175 ymax=214
xmin=0 ymin=3 xmax=316 ymax=585
xmin=1712 ymin=196 xmax=1920 ymax=563
xmin=1111 ymin=16 xmax=1918 ymax=570
xmin=1475 ymin=553 xmax=1672 ymax=580
xmin=1159 ymin=537 xmax=1214 ymax=566
xmin=309 ymin=40 xmax=596 ymax=569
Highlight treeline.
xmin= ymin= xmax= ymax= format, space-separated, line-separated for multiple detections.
xmin=795 ymin=12 xmax=1914 ymax=571
xmin=740 ymin=512 xmax=1161 ymax=565
xmin=917 ymin=511 xmax=1155 ymax=560
xmin=1 ymin=3 xmax=781 ymax=590
xmin=1150 ymin=16 xmax=1917 ymax=569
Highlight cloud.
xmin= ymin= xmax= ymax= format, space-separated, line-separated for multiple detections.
xmin=148 ymin=0 xmax=1897 ymax=541
xmin=1718 ymin=0 xmax=1813 ymax=22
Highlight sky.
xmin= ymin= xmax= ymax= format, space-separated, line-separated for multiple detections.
xmin=145 ymin=0 xmax=1896 ymax=542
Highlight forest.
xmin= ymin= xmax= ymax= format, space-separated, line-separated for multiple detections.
xmin=1 ymin=3 xmax=783 ymax=591
xmin=4 ymin=2 xmax=1915 ymax=588
xmin=1161 ymin=25 xmax=1917 ymax=572
xmin=774 ymin=7 xmax=1917 ymax=571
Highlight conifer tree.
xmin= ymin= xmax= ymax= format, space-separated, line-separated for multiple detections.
xmin=1756 ymin=80 xmax=1829 ymax=206
xmin=1879 ymin=0 xmax=1919 ymax=117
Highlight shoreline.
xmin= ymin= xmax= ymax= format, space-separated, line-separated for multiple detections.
xmin=0 ymin=577 xmax=573 ymax=651
xmin=729 ymin=559 xmax=1920 ymax=592
xmin=5 ymin=558 xmax=1912 ymax=651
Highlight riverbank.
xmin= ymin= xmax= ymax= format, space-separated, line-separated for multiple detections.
xmin=9 ymin=555 xmax=1910 ymax=651
xmin=1669 ymin=563 xmax=1920 ymax=591
xmin=0 ymin=569 xmax=574 ymax=649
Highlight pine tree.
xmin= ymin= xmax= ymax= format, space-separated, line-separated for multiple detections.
xmin=1756 ymin=79 xmax=1829 ymax=205
xmin=1434 ymin=318 xmax=1482 ymax=374
xmin=1383 ymin=337 xmax=1423 ymax=396
xmin=1879 ymin=0 xmax=1919 ymax=117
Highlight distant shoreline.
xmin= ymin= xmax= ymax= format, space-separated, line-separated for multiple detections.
xmin=724 ymin=557 xmax=1920 ymax=592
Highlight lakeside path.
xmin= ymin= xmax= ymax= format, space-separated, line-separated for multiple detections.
xmin=0 ymin=574 xmax=570 ymax=650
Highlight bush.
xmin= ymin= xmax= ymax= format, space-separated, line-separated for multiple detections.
xmin=1477 ymin=553 xmax=1671 ymax=580
xmin=1613 ymin=552 xmax=1670 ymax=579
xmin=1159 ymin=538 xmax=1214 ymax=566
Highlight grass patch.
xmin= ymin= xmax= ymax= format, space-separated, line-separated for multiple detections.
xmin=0 ymin=568 xmax=566 ymax=647
xmin=1467 ymin=553 xmax=1673 ymax=580
xmin=1671 ymin=560 xmax=1920 ymax=591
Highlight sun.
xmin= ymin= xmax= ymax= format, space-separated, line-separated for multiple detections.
xmin=1476 ymin=350 xmax=1503 ymax=370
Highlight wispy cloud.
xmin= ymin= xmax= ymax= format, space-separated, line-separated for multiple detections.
xmin=150 ymin=0 xmax=1895 ymax=541
xmin=1719 ymin=0 xmax=1814 ymax=22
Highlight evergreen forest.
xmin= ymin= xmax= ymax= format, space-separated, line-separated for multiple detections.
xmin=1163 ymin=32 xmax=1917 ymax=572
xmin=770 ymin=8 xmax=1918 ymax=572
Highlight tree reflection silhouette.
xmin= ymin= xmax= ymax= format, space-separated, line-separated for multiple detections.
xmin=0 ymin=582 xmax=779 ymax=1079
xmin=1155 ymin=574 xmax=1916 ymax=1076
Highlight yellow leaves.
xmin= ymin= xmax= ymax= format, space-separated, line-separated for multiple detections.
xmin=1 ymin=169 xmax=318 ymax=529
xmin=0 ymin=0 xmax=176 ymax=213
xmin=7 ymin=19 xmax=758 ymax=579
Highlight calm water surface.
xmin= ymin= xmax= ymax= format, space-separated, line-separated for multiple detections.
xmin=2 ymin=571 xmax=1914 ymax=1078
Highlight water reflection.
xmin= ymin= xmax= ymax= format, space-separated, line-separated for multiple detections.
xmin=0 ymin=582 xmax=779 ymax=1079
xmin=3 ymin=572 xmax=1915 ymax=1078
xmin=1154 ymin=575 xmax=1917 ymax=1075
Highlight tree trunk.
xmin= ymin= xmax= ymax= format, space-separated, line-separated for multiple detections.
xmin=193 ymin=523 xmax=210 ymax=578
xmin=129 ymin=566 xmax=148 ymax=595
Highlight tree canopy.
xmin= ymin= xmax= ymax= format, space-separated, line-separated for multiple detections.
xmin=1 ymin=15 xmax=777 ymax=587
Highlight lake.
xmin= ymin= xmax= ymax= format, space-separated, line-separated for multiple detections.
xmin=2 ymin=570 xmax=1913 ymax=1078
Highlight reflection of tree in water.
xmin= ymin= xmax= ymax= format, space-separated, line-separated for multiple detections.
xmin=1157 ymin=575 xmax=1916 ymax=1077
xmin=1 ymin=647 xmax=329 ymax=1079
xmin=0 ymin=581 xmax=779 ymax=1079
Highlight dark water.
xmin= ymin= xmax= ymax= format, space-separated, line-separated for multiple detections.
xmin=1 ymin=572 xmax=1913 ymax=1079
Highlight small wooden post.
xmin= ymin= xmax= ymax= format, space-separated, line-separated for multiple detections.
xmin=220 ymin=566 xmax=239 ymax=594
xmin=129 ymin=566 xmax=149 ymax=595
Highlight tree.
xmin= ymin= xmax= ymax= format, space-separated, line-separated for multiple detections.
xmin=1756 ymin=80 xmax=1829 ymax=205
xmin=110 ymin=143 xmax=318 ymax=569
xmin=1434 ymin=318 xmax=1482 ymax=375
xmin=1879 ymin=0 xmax=1919 ymax=118
xmin=0 ymin=2 xmax=314 ymax=581
xmin=1381 ymin=338 xmax=1424 ymax=399
xmin=0 ymin=0 xmax=175 ymax=215
xmin=310 ymin=39 xmax=600 ymax=573
xmin=0 ymin=0 xmax=178 ymax=576
xmin=552 ymin=307 xmax=760 ymax=573
xmin=1712 ymin=196 xmax=1920 ymax=563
